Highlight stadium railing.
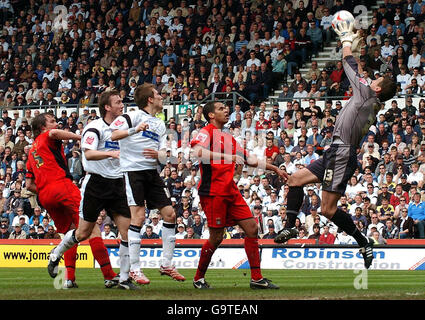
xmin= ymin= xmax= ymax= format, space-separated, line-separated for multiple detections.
xmin=2 ymin=93 xmax=421 ymax=123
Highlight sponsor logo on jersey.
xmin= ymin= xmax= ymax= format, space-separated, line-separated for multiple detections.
xmin=85 ymin=136 xmax=94 ymax=145
xmin=142 ymin=130 xmax=160 ymax=142
xmin=105 ymin=141 xmax=120 ymax=150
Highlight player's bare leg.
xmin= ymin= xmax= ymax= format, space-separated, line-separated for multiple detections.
xmin=321 ymin=190 xmax=374 ymax=269
xmin=238 ymin=218 xmax=279 ymax=289
xmin=275 ymin=168 xmax=320 ymax=243
xmin=128 ymin=205 xmax=150 ymax=284
xmin=158 ymin=205 xmax=185 ymax=281
xmin=193 ymin=227 xmax=224 ymax=289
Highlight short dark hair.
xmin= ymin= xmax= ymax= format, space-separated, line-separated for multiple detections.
xmin=202 ymin=101 xmax=218 ymax=122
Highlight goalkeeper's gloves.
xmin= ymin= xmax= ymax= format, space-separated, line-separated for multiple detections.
xmin=333 ymin=20 xmax=356 ymax=47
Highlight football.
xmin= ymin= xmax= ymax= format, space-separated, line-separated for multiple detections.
xmin=331 ymin=10 xmax=355 ymax=31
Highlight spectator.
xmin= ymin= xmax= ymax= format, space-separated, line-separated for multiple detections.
xmin=141 ymin=225 xmax=160 ymax=239
xmin=175 ymin=224 xmax=187 ymax=239
xmin=68 ymin=150 xmax=83 ymax=182
xmin=262 ymin=224 xmax=277 ymax=239
xmin=382 ymin=219 xmax=399 ymax=239
xmin=184 ymin=226 xmax=200 ymax=239
xmin=408 ymin=193 xmax=425 ymax=238
xmin=192 ymin=214 xmax=204 ymax=238
xmin=44 ymin=225 xmax=61 ymax=239
xmin=319 ymin=225 xmax=335 ymax=244
xmin=308 ymin=223 xmax=321 ymax=241
xmin=0 ymin=223 xmax=9 ymax=239
xmin=9 ymin=222 xmax=26 ymax=239
xmin=395 ymin=208 xmax=415 ymax=239
xmin=101 ymin=224 xmax=117 ymax=239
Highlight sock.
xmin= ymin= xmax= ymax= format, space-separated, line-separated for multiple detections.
xmin=54 ymin=229 xmax=79 ymax=258
xmin=128 ymin=224 xmax=142 ymax=272
xmin=64 ymin=244 xmax=78 ymax=282
xmin=119 ymin=241 xmax=130 ymax=283
xmin=285 ymin=186 xmax=304 ymax=228
xmin=244 ymin=237 xmax=263 ymax=281
xmin=161 ymin=222 xmax=176 ymax=268
xmin=89 ymin=237 xmax=116 ymax=280
xmin=194 ymin=240 xmax=216 ymax=281
xmin=330 ymin=208 xmax=368 ymax=247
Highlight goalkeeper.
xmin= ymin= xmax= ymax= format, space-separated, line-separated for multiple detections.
xmin=274 ymin=17 xmax=397 ymax=269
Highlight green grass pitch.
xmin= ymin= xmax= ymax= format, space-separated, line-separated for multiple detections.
xmin=1 ymin=268 xmax=425 ymax=300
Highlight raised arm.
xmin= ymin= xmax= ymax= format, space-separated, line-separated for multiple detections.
xmin=245 ymin=153 xmax=288 ymax=181
xmin=111 ymin=122 xmax=149 ymax=141
xmin=49 ymin=129 xmax=81 ymax=141
xmin=191 ymin=144 xmax=240 ymax=164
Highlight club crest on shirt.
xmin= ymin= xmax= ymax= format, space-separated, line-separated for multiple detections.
xmin=216 ymin=218 xmax=221 ymax=225
xmin=196 ymin=132 xmax=208 ymax=143
xmin=359 ymin=77 xmax=368 ymax=86
xmin=85 ymin=136 xmax=94 ymax=145
xmin=113 ymin=119 xmax=124 ymax=127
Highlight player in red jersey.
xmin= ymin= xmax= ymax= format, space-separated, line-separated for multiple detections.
xmin=190 ymin=101 xmax=288 ymax=289
xmin=25 ymin=113 xmax=119 ymax=289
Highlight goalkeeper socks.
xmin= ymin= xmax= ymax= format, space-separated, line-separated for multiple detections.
xmin=330 ymin=208 xmax=368 ymax=247
xmin=128 ymin=224 xmax=142 ymax=272
xmin=194 ymin=240 xmax=216 ymax=281
xmin=119 ymin=241 xmax=130 ymax=283
xmin=64 ymin=244 xmax=78 ymax=281
xmin=244 ymin=237 xmax=263 ymax=281
xmin=89 ymin=237 xmax=117 ymax=280
xmin=285 ymin=186 xmax=304 ymax=228
xmin=161 ymin=222 xmax=176 ymax=268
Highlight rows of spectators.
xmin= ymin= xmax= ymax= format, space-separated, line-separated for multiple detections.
xmin=0 ymin=0 xmax=365 ymax=112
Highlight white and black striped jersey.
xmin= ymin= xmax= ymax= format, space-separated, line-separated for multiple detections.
xmin=109 ymin=109 xmax=167 ymax=172
xmin=81 ymin=118 xmax=122 ymax=179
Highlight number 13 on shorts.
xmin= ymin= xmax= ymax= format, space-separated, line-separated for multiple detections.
xmin=323 ymin=169 xmax=334 ymax=186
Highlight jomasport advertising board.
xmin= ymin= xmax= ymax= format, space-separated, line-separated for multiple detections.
xmin=102 ymin=247 xmax=425 ymax=271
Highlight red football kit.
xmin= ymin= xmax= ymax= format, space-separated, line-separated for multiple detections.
xmin=26 ymin=131 xmax=80 ymax=233
xmin=190 ymin=123 xmax=253 ymax=228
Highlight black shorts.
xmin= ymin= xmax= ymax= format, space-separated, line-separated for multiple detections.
xmin=307 ymin=144 xmax=358 ymax=195
xmin=80 ymin=173 xmax=131 ymax=223
xmin=124 ymin=170 xmax=172 ymax=209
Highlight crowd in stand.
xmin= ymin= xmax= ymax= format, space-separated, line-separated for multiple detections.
xmin=0 ymin=0 xmax=425 ymax=244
